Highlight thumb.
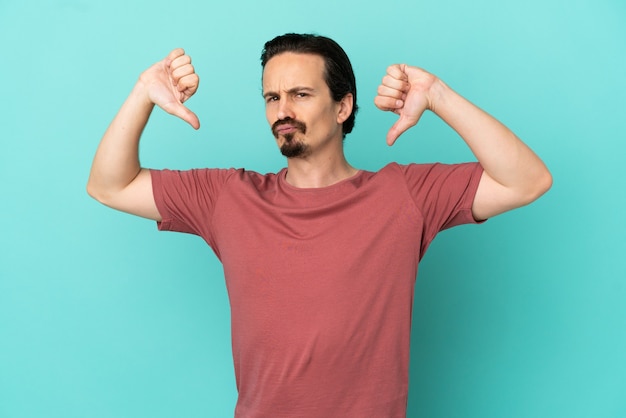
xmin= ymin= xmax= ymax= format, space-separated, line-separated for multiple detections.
xmin=164 ymin=101 xmax=200 ymax=130
xmin=386 ymin=115 xmax=415 ymax=146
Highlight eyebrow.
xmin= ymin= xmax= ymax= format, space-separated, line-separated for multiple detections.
xmin=262 ymin=86 xmax=315 ymax=99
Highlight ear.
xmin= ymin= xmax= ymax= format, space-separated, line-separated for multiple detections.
xmin=336 ymin=93 xmax=354 ymax=124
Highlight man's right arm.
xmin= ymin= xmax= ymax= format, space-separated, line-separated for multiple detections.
xmin=86 ymin=48 xmax=200 ymax=221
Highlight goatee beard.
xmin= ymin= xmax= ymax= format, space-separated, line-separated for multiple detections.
xmin=280 ymin=136 xmax=310 ymax=158
xmin=272 ymin=118 xmax=309 ymax=158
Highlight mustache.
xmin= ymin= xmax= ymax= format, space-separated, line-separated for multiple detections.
xmin=271 ymin=118 xmax=307 ymax=137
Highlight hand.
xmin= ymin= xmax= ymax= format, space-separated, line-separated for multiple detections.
xmin=374 ymin=64 xmax=438 ymax=145
xmin=139 ymin=48 xmax=200 ymax=129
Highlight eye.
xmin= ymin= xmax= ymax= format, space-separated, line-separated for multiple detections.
xmin=265 ymin=95 xmax=278 ymax=103
xmin=296 ymin=92 xmax=309 ymax=98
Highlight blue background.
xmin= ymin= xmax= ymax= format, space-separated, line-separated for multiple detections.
xmin=1 ymin=0 xmax=625 ymax=417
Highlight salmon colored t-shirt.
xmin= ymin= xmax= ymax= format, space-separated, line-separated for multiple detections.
xmin=151 ymin=162 xmax=483 ymax=418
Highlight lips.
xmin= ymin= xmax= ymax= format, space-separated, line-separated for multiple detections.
xmin=276 ymin=125 xmax=298 ymax=134
xmin=272 ymin=119 xmax=307 ymax=138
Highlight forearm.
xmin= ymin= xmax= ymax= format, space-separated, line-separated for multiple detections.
xmin=87 ymin=82 xmax=153 ymax=202
xmin=430 ymin=79 xmax=551 ymax=198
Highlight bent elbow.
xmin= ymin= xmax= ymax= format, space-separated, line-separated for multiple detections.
xmin=86 ymin=180 xmax=111 ymax=205
xmin=86 ymin=181 xmax=96 ymax=200
xmin=537 ymin=168 xmax=553 ymax=196
xmin=525 ymin=168 xmax=553 ymax=205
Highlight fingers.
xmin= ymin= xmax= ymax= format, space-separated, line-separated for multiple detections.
xmin=383 ymin=64 xmax=409 ymax=94
xmin=374 ymin=93 xmax=404 ymax=113
xmin=172 ymin=68 xmax=199 ymax=94
xmin=165 ymin=49 xmax=196 ymax=86
xmin=164 ymin=49 xmax=200 ymax=128
xmin=383 ymin=64 xmax=410 ymax=90
xmin=165 ymin=48 xmax=186 ymax=65
xmin=389 ymin=63 xmax=412 ymax=78
xmin=375 ymin=64 xmax=433 ymax=145
xmin=169 ymin=53 xmax=198 ymax=96
xmin=158 ymin=49 xmax=199 ymax=115
xmin=374 ymin=64 xmax=410 ymax=112
xmin=374 ymin=64 xmax=410 ymax=143
xmin=170 ymin=53 xmax=191 ymax=72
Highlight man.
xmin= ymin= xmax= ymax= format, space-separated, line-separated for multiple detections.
xmin=87 ymin=33 xmax=551 ymax=417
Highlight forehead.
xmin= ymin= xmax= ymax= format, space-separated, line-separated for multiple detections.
xmin=262 ymin=52 xmax=326 ymax=91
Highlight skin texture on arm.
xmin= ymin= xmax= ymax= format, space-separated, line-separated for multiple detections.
xmin=374 ymin=64 xmax=552 ymax=220
xmin=86 ymin=49 xmax=200 ymax=221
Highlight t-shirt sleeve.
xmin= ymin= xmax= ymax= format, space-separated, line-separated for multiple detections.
xmin=150 ymin=168 xmax=235 ymax=241
xmin=400 ymin=162 xmax=485 ymax=249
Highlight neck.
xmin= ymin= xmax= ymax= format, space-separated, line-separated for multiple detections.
xmin=284 ymin=150 xmax=358 ymax=188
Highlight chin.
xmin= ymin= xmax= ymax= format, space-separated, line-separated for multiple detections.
xmin=280 ymin=141 xmax=309 ymax=158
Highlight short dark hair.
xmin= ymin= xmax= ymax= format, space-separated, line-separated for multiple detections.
xmin=261 ymin=33 xmax=358 ymax=138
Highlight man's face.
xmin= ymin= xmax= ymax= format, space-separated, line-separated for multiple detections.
xmin=262 ymin=53 xmax=348 ymax=159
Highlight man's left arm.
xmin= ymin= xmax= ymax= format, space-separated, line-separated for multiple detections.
xmin=374 ymin=64 xmax=552 ymax=220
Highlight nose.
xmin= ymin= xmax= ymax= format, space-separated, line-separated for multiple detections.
xmin=277 ymin=98 xmax=295 ymax=121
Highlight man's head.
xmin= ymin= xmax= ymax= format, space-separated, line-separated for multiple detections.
xmin=261 ymin=34 xmax=358 ymax=142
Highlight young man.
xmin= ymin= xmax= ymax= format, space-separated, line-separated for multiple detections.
xmin=88 ymin=33 xmax=551 ymax=417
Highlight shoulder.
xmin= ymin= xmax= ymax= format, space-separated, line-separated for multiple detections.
xmin=152 ymin=167 xmax=282 ymax=186
xmin=383 ymin=161 xmax=482 ymax=181
xmin=375 ymin=161 xmax=444 ymax=181
xmin=373 ymin=162 xmax=483 ymax=202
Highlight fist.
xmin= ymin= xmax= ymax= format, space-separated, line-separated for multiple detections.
xmin=140 ymin=48 xmax=200 ymax=129
xmin=374 ymin=64 xmax=437 ymax=145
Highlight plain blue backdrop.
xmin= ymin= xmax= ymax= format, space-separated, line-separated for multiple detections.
xmin=1 ymin=0 xmax=625 ymax=417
